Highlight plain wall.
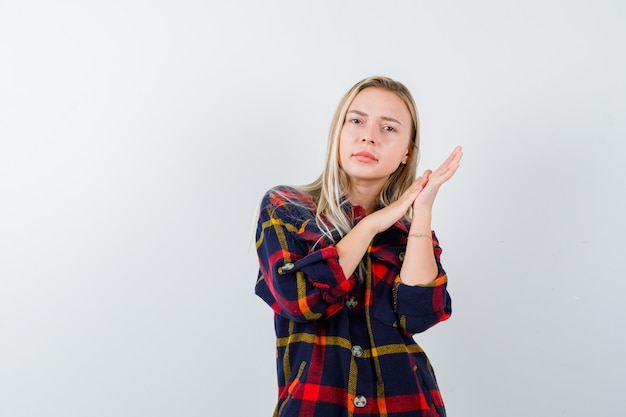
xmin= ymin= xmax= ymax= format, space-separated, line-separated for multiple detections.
xmin=1 ymin=1 xmax=624 ymax=416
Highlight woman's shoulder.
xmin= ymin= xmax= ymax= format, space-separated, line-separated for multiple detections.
xmin=260 ymin=185 xmax=317 ymax=217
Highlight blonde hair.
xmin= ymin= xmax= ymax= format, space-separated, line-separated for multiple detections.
xmin=296 ymin=76 xmax=420 ymax=242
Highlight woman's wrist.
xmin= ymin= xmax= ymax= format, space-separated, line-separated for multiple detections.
xmin=411 ymin=202 xmax=433 ymax=216
xmin=354 ymin=215 xmax=380 ymax=238
xmin=410 ymin=210 xmax=432 ymax=229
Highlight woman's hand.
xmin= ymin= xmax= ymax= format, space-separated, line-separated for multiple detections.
xmin=358 ymin=146 xmax=463 ymax=234
xmin=365 ymin=173 xmax=429 ymax=233
xmin=412 ymin=146 xmax=463 ymax=212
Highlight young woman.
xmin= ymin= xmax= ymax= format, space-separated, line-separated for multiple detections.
xmin=255 ymin=76 xmax=463 ymax=417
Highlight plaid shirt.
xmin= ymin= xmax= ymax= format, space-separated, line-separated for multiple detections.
xmin=255 ymin=186 xmax=451 ymax=417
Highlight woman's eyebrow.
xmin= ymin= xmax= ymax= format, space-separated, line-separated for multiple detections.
xmin=347 ymin=110 xmax=402 ymax=125
xmin=380 ymin=115 xmax=402 ymax=125
xmin=347 ymin=110 xmax=367 ymax=118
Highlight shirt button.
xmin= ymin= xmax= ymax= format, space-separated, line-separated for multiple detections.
xmin=354 ymin=395 xmax=367 ymax=408
xmin=346 ymin=295 xmax=358 ymax=309
xmin=399 ymin=251 xmax=405 ymax=261
xmin=351 ymin=345 xmax=363 ymax=357
xmin=281 ymin=262 xmax=294 ymax=272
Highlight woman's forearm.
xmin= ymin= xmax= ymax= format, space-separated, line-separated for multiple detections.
xmin=335 ymin=218 xmax=378 ymax=279
xmin=400 ymin=210 xmax=438 ymax=285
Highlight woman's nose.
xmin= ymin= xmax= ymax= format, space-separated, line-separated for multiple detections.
xmin=361 ymin=129 xmax=376 ymax=144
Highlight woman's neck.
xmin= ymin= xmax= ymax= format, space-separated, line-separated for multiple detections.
xmin=347 ymin=183 xmax=382 ymax=215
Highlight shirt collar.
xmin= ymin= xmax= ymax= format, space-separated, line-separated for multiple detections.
xmin=340 ymin=197 xmax=367 ymax=223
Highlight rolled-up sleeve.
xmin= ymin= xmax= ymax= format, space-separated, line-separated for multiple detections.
xmin=255 ymin=190 xmax=356 ymax=322
xmin=393 ymin=234 xmax=452 ymax=334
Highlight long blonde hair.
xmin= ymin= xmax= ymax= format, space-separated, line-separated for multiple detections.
xmin=296 ymin=76 xmax=420 ymax=242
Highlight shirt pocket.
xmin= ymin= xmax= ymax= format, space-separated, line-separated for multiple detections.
xmin=372 ymin=281 xmax=398 ymax=328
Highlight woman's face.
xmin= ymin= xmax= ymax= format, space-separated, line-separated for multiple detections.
xmin=339 ymin=87 xmax=413 ymax=188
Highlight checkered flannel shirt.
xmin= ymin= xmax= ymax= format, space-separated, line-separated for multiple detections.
xmin=255 ymin=186 xmax=451 ymax=417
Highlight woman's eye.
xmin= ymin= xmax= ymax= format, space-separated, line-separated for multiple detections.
xmin=351 ymin=118 xmax=361 ymax=124
xmin=383 ymin=126 xmax=395 ymax=132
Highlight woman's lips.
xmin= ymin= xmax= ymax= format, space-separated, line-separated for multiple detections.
xmin=353 ymin=151 xmax=377 ymax=163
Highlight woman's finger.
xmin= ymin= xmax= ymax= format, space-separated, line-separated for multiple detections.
xmin=427 ymin=148 xmax=462 ymax=184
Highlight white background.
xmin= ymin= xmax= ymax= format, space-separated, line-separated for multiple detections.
xmin=1 ymin=1 xmax=624 ymax=416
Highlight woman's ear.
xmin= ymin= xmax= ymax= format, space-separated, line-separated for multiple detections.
xmin=402 ymin=149 xmax=410 ymax=164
